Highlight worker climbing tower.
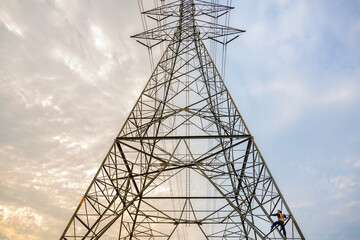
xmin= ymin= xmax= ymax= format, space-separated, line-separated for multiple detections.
xmin=60 ymin=1 xmax=305 ymax=239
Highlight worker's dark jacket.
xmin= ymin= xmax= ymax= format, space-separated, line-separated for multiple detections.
xmin=271 ymin=213 xmax=287 ymax=222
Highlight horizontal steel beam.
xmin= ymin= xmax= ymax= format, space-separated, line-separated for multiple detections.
xmin=116 ymin=134 xmax=251 ymax=141
xmin=141 ymin=196 xmax=238 ymax=199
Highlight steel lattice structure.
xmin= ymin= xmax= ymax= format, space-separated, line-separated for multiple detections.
xmin=60 ymin=1 xmax=305 ymax=239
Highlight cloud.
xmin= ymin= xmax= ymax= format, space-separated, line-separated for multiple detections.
xmin=0 ymin=1 xmax=26 ymax=38
xmin=293 ymin=200 xmax=316 ymax=207
xmin=0 ymin=203 xmax=47 ymax=240
xmin=354 ymin=160 xmax=360 ymax=168
xmin=228 ymin=0 xmax=360 ymax=138
xmin=0 ymin=1 xmax=148 ymax=239
xmin=91 ymin=25 xmax=110 ymax=52
xmin=54 ymin=48 xmax=96 ymax=84
xmin=0 ymin=12 xmax=24 ymax=38
xmin=326 ymin=175 xmax=359 ymax=199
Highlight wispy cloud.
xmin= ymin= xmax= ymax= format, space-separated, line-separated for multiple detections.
xmin=0 ymin=12 xmax=24 ymax=38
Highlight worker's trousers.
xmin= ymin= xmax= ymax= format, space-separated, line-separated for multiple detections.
xmin=271 ymin=220 xmax=286 ymax=237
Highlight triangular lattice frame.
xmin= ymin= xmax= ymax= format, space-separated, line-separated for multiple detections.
xmin=60 ymin=1 xmax=305 ymax=239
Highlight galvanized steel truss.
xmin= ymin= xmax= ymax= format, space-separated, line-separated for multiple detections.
xmin=60 ymin=1 xmax=305 ymax=239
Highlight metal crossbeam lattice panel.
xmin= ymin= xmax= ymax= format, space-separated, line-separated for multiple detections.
xmin=60 ymin=0 xmax=305 ymax=239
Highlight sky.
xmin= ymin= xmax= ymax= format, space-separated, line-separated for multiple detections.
xmin=0 ymin=0 xmax=359 ymax=239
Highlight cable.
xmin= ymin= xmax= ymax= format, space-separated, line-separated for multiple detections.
xmin=137 ymin=0 xmax=155 ymax=71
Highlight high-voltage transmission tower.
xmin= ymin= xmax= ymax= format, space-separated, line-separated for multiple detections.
xmin=60 ymin=0 xmax=305 ymax=239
